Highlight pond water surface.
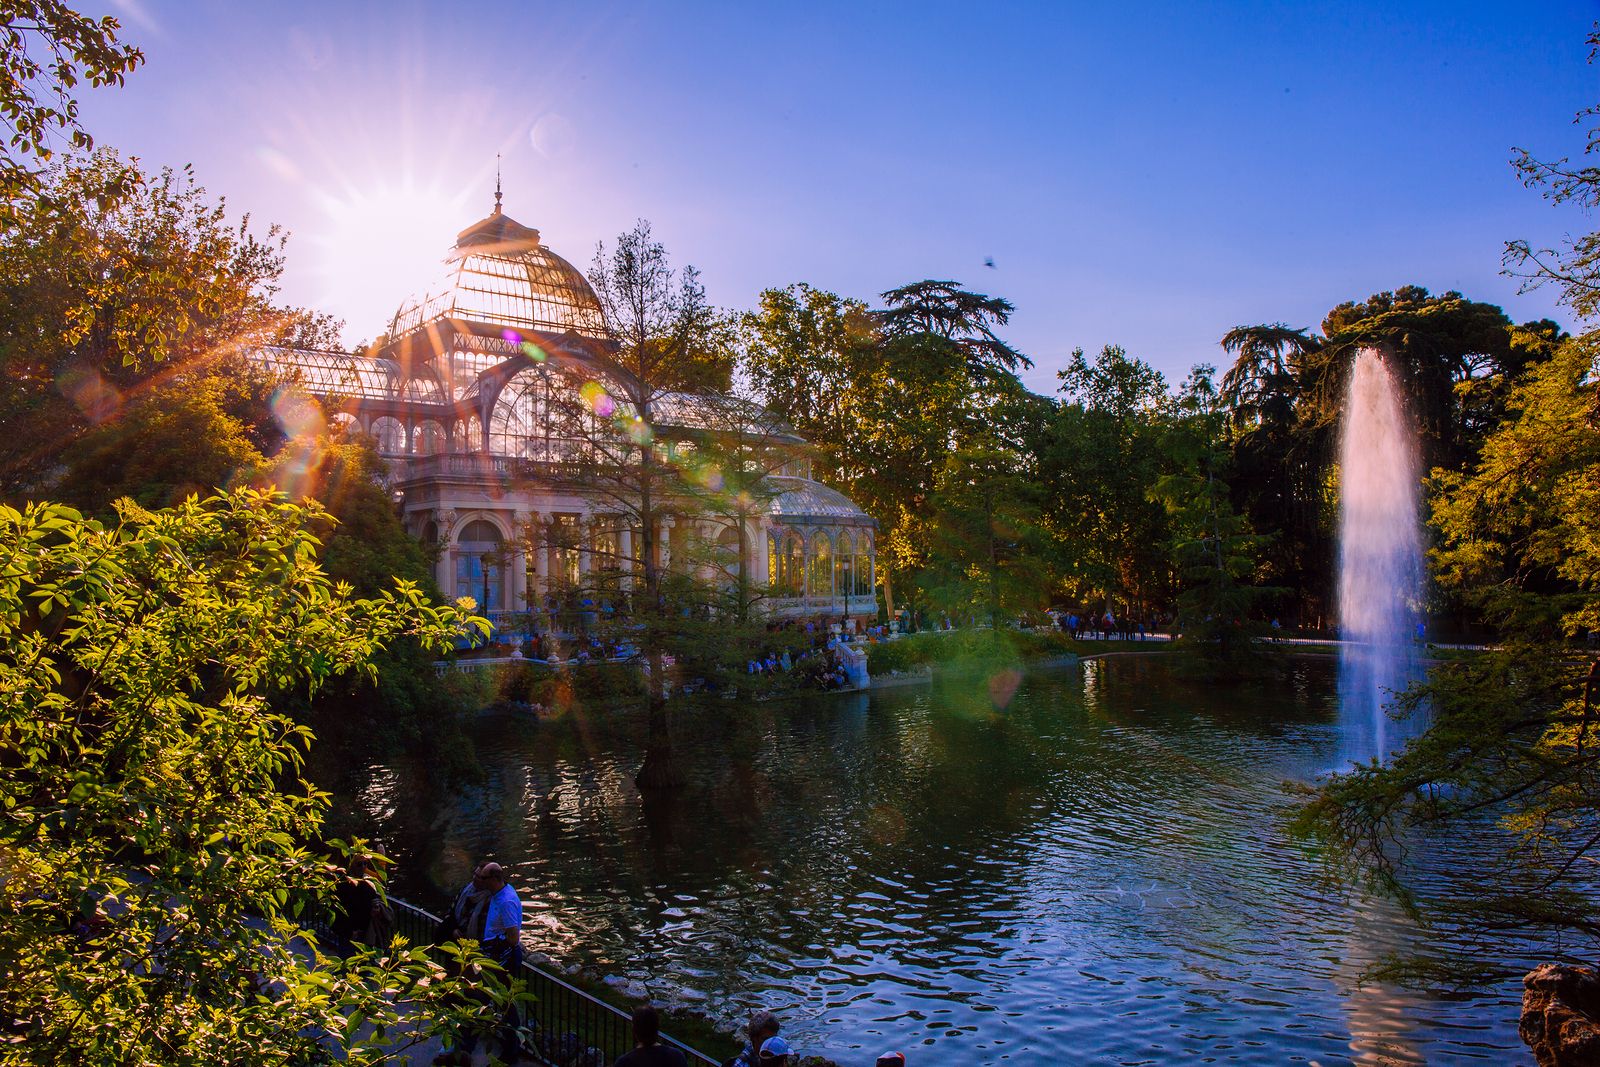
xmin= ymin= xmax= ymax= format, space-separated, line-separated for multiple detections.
xmin=323 ymin=657 xmax=1545 ymax=1065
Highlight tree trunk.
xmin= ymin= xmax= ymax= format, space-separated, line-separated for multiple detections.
xmin=632 ymin=419 xmax=685 ymax=791
xmin=882 ymin=569 xmax=896 ymax=625
xmin=635 ymin=688 xmax=684 ymax=790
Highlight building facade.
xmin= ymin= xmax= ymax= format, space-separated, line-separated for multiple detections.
xmin=253 ymin=199 xmax=877 ymax=631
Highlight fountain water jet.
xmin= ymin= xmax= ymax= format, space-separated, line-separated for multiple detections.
xmin=1337 ymin=348 xmax=1425 ymax=764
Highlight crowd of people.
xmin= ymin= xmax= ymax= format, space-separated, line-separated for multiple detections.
xmin=746 ymin=619 xmax=869 ymax=691
xmin=1058 ymin=609 xmax=1156 ymax=641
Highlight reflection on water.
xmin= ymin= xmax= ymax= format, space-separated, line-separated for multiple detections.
xmin=318 ymin=659 xmax=1540 ymax=1065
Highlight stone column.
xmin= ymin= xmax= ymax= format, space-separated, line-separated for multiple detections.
xmin=658 ymin=518 xmax=675 ymax=572
xmin=578 ymin=515 xmax=593 ymax=579
xmin=531 ymin=512 xmax=549 ymax=605
xmin=511 ymin=511 xmax=531 ymax=611
xmin=435 ymin=509 xmax=458 ymax=600
xmin=618 ymin=526 xmax=634 ymax=590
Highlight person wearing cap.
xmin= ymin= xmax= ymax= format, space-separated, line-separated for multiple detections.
xmin=757 ymin=1035 xmax=793 ymax=1064
xmin=614 ymin=1004 xmax=687 ymax=1066
xmin=725 ymin=1011 xmax=780 ymax=1067
xmin=875 ymin=1053 xmax=907 ymax=1067
xmin=477 ymin=862 xmax=523 ymax=969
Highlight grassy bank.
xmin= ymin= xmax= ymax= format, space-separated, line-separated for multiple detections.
xmin=865 ymin=628 xmax=1081 ymax=675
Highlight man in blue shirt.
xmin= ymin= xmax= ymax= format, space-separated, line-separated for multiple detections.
xmin=478 ymin=862 xmax=523 ymax=969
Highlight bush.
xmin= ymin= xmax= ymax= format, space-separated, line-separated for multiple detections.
xmin=865 ymin=627 xmax=1075 ymax=674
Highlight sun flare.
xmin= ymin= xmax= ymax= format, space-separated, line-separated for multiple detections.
xmin=310 ymin=181 xmax=477 ymax=344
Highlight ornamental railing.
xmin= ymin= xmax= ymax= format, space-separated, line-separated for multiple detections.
xmin=384 ymin=895 xmax=722 ymax=1066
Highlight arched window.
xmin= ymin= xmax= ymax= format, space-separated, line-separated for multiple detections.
xmin=836 ymin=530 xmax=854 ymax=601
xmin=784 ymin=533 xmax=804 ymax=596
xmin=455 ymin=415 xmax=484 ymax=453
xmin=370 ymin=416 xmax=406 ymax=455
xmin=809 ymin=533 xmax=833 ymax=598
xmin=455 ymin=519 xmax=504 ymax=611
xmin=414 ymin=419 xmax=448 ymax=456
xmin=330 ymin=411 xmax=359 ymax=437
xmin=488 ymin=366 xmax=633 ymax=460
xmin=402 ymin=373 xmax=446 ymax=404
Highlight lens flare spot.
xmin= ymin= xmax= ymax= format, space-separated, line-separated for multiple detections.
xmin=579 ymin=381 xmax=615 ymax=417
xmin=988 ymin=668 xmax=1023 ymax=710
xmin=521 ymin=341 xmax=547 ymax=363
xmin=56 ymin=364 xmax=120 ymax=424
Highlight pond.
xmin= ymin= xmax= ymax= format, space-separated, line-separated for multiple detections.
xmin=321 ymin=656 xmax=1545 ymax=1065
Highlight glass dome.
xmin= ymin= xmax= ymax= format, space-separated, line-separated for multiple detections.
xmin=389 ymin=207 xmax=608 ymax=340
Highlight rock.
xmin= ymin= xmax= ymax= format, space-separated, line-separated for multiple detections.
xmin=526 ymin=950 xmax=555 ymax=967
xmin=1523 ymin=962 xmax=1600 ymax=1066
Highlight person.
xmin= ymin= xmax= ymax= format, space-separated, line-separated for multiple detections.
xmin=876 ymin=1054 xmax=907 ymax=1067
xmin=332 ymin=855 xmax=384 ymax=955
xmin=436 ymin=862 xmax=523 ymax=1065
xmin=725 ymin=1011 xmax=780 ymax=1067
xmin=614 ymin=1004 xmax=687 ymax=1066
xmin=444 ymin=863 xmax=493 ymax=943
xmin=758 ymin=1035 xmax=793 ymax=1064
xmin=478 ymin=862 xmax=523 ymax=969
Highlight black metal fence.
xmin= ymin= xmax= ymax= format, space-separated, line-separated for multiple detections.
xmin=385 ymin=895 xmax=722 ymax=1067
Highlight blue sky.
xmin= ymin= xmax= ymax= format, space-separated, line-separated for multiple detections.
xmin=77 ymin=1 xmax=1600 ymax=392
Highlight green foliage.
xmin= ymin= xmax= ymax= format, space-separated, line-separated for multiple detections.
xmin=1149 ymin=367 xmax=1279 ymax=680
xmin=1039 ymin=344 xmax=1175 ymax=609
xmin=0 ymin=490 xmax=515 ymax=1064
xmin=920 ymin=443 xmax=1054 ymax=627
xmin=0 ymin=1 xmax=142 ymax=221
xmin=865 ymin=628 xmax=1074 ymax=675
xmin=0 ymin=150 xmax=337 ymax=498
xmin=54 ymin=370 xmax=267 ymax=512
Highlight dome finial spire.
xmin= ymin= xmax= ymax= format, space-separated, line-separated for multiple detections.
xmin=494 ymin=154 xmax=503 ymax=215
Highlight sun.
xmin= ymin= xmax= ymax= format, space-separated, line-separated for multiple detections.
xmin=310 ymin=179 xmax=478 ymax=345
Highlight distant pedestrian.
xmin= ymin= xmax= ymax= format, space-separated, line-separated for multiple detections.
xmin=615 ymin=1005 xmax=687 ymax=1067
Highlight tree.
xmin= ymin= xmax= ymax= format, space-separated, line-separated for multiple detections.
xmin=52 ymin=370 xmax=267 ymax=512
xmin=1506 ymin=26 xmax=1600 ymax=322
xmin=743 ymin=280 xmax=1040 ymax=622
xmin=1218 ymin=324 xmax=1329 ymax=625
xmin=1300 ymin=33 xmax=1600 ymax=982
xmin=1 ymin=0 xmax=142 ymax=221
xmin=921 ymin=441 xmax=1053 ymax=629
xmin=0 ymin=150 xmax=336 ymax=499
xmin=1297 ymin=337 xmax=1600 ymax=978
xmin=1150 ymin=365 xmax=1278 ymax=678
xmin=0 ymin=490 xmax=518 ymax=1064
xmin=1040 ymin=344 xmax=1174 ymax=613
xmin=739 ymin=284 xmax=874 ymax=496
xmin=560 ymin=219 xmax=723 ymax=789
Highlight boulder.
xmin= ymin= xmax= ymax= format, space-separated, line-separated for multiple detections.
xmin=1523 ymin=963 xmax=1600 ymax=1066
